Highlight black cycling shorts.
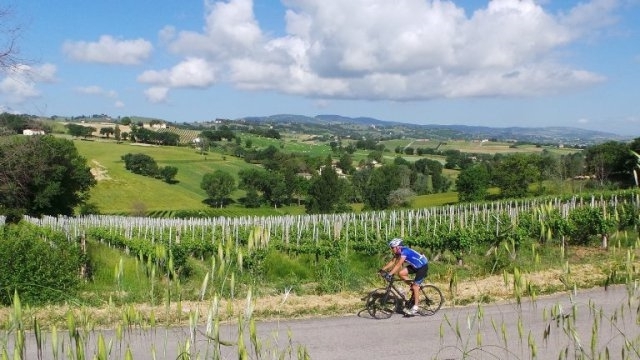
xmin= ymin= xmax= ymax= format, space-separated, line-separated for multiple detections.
xmin=408 ymin=263 xmax=428 ymax=285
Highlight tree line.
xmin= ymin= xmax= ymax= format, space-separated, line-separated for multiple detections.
xmin=1 ymin=115 xmax=639 ymax=219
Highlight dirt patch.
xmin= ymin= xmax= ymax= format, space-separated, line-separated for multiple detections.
xmin=90 ymin=160 xmax=111 ymax=181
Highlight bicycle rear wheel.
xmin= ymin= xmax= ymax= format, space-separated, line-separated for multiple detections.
xmin=364 ymin=288 xmax=396 ymax=319
xmin=417 ymin=284 xmax=443 ymax=316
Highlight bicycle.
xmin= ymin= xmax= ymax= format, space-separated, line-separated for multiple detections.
xmin=364 ymin=271 xmax=443 ymax=319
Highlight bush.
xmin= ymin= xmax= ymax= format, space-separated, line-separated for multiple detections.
xmin=0 ymin=223 xmax=84 ymax=305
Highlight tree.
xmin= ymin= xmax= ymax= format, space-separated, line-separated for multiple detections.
xmin=456 ymin=164 xmax=490 ymax=202
xmin=387 ymin=188 xmax=416 ymax=208
xmin=337 ymin=153 xmax=354 ymax=175
xmin=306 ymin=159 xmax=349 ymax=214
xmin=201 ymin=170 xmax=235 ymax=208
xmin=99 ymin=127 xmax=114 ymax=138
xmin=492 ymin=153 xmax=539 ymax=198
xmin=0 ymin=135 xmax=96 ymax=216
xmin=0 ymin=113 xmax=28 ymax=134
xmin=121 ymin=153 xmax=159 ymax=177
xmin=362 ymin=164 xmax=404 ymax=210
xmin=584 ymin=141 xmax=634 ymax=187
xmin=159 ymin=166 xmax=178 ymax=183
xmin=66 ymin=123 xmax=95 ymax=138
xmin=413 ymin=158 xmax=448 ymax=193
xmin=114 ymin=124 xmax=121 ymax=142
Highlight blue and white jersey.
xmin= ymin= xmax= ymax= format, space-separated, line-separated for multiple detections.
xmin=399 ymin=247 xmax=428 ymax=268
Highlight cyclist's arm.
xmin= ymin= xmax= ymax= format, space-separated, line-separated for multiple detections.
xmin=380 ymin=257 xmax=396 ymax=272
xmin=386 ymin=255 xmax=406 ymax=276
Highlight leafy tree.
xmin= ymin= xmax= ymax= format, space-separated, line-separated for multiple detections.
xmin=456 ymin=164 xmax=490 ymax=202
xmin=492 ymin=153 xmax=539 ymax=199
xmin=66 ymin=123 xmax=95 ymax=138
xmin=0 ymin=113 xmax=28 ymax=134
xmin=362 ymin=164 xmax=403 ymax=210
xmin=114 ymin=124 xmax=121 ymax=142
xmin=99 ymin=127 xmax=114 ymax=138
xmin=367 ymin=150 xmax=383 ymax=163
xmin=242 ymin=188 xmax=262 ymax=208
xmin=351 ymin=167 xmax=372 ymax=202
xmin=238 ymin=168 xmax=267 ymax=191
xmin=337 ymin=153 xmax=354 ymax=175
xmin=306 ymin=159 xmax=349 ymax=214
xmin=584 ymin=141 xmax=634 ymax=187
xmin=120 ymin=117 xmax=132 ymax=126
xmin=121 ymin=153 xmax=159 ymax=176
xmin=201 ymin=170 xmax=236 ymax=208
xmin=559 ymin=152 xmax=584 ymax=180
xmin=159 ymin=166 xmax=179 ymax=183
xmin=0 ymin=135 xmax=96 ymax=216
xmin=413 ymin=158 xmax=448 ymax=193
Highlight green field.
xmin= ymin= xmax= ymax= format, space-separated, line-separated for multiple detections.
xmin=74 ymin=140 xmax=260 ymax=214
xmin=70 ymin=131 xmax=582 ymax=216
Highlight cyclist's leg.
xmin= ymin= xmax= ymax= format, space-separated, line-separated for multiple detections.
xmin=412 ymin=264 xmax=428 ymax=307
xmin=397 ymin=267 xmax=411 ymax=284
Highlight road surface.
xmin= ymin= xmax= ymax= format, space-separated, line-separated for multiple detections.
xmin=4 ymin=285 xmax=639 ymax=359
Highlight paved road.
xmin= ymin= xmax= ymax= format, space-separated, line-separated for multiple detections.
xmin=4 ymin=285 xmax=639 ymax=359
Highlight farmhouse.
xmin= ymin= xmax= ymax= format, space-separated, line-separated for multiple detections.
xmin=23 ymin=129 xmax=45 ymax=136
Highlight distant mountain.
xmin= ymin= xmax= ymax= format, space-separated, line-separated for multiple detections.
xmin=237 ymin=114 xmax=629 ymax=145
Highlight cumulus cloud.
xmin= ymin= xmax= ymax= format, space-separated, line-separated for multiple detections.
xmin=0 ymin=63 xmax=57 ymax=103
xmin=141 ymin=0 xmax=622 ymax=102
xmin=138 ymin=57 xmax=217 ymax=101
xmin=63 ymin=35 xmax=153 ymax=65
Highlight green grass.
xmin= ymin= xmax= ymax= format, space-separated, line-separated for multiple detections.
xmin=74 ymin=140 xmax=260 ymax=214
xmin=70 ymin=135 xmax=582 ymax=216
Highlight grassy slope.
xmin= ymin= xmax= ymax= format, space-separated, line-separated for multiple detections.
xmin=73 ymin=134 xmax=580 ymax=215
xmin=74 ymin=139 xmax=259 ymax=214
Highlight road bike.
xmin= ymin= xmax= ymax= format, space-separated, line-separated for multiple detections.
xmin=364 ymin=272 xmax=443 ymax=319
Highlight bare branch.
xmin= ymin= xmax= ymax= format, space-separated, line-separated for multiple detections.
xmin=0 ymin=6 xmax=23 ymax=71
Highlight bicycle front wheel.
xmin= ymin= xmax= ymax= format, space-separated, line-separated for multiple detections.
xmin=418 ymin=284 xmax=443 ymax=316
xmin=364 ymin=288 xmax=395 ymax=319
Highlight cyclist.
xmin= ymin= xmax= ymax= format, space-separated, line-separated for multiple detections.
xmin=380 ymin=238 xmax=429 ymax=315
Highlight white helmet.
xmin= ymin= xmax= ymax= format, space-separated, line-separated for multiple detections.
xmin=388 ymin=238 xmax=403 ymax=248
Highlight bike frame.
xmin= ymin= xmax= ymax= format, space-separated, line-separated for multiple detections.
xmin=381 ymin=276 xmax=413 ymax=307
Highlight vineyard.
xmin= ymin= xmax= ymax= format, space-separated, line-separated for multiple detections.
xmin=23 ymin=190 xmax=640 ymax=294
xmin=157 ymin=128 xmax=201 ymax=144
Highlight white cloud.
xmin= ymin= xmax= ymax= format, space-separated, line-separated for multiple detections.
xmin=63 ymin=35 xmax=153 ymax=65
xmin=76 ymin=85 xmax=118 ymax=98
xmin=138 ymin=57 xmax=217 ymax=88
xmin=144 ymin=86 xmax=170 ymax=103
xmin=0 ymin=63 xmax=57 ymax=103
xmin=143 ymin=0 xmax=621 ymax=102
xmin=114 ymin=100 xmax=125 ymax=108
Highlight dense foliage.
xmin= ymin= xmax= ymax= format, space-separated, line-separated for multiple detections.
xmin=121 ymin=152 xmax=178 ymax=183
xmin=0 ymin=223 xmax=85 ymax=305
xmin=0 ymin=135 xmax=96 ymax=218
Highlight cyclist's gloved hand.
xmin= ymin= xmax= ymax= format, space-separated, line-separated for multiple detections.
xmin=384 ymin=272 xmax=393 ymax=281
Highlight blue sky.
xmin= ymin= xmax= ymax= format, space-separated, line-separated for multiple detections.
xmin=1 ymin=0 xmax=639 ymax=136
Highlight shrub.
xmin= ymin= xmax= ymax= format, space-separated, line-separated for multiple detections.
xmin=0 ymin=223 xmax=84 ymax=305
